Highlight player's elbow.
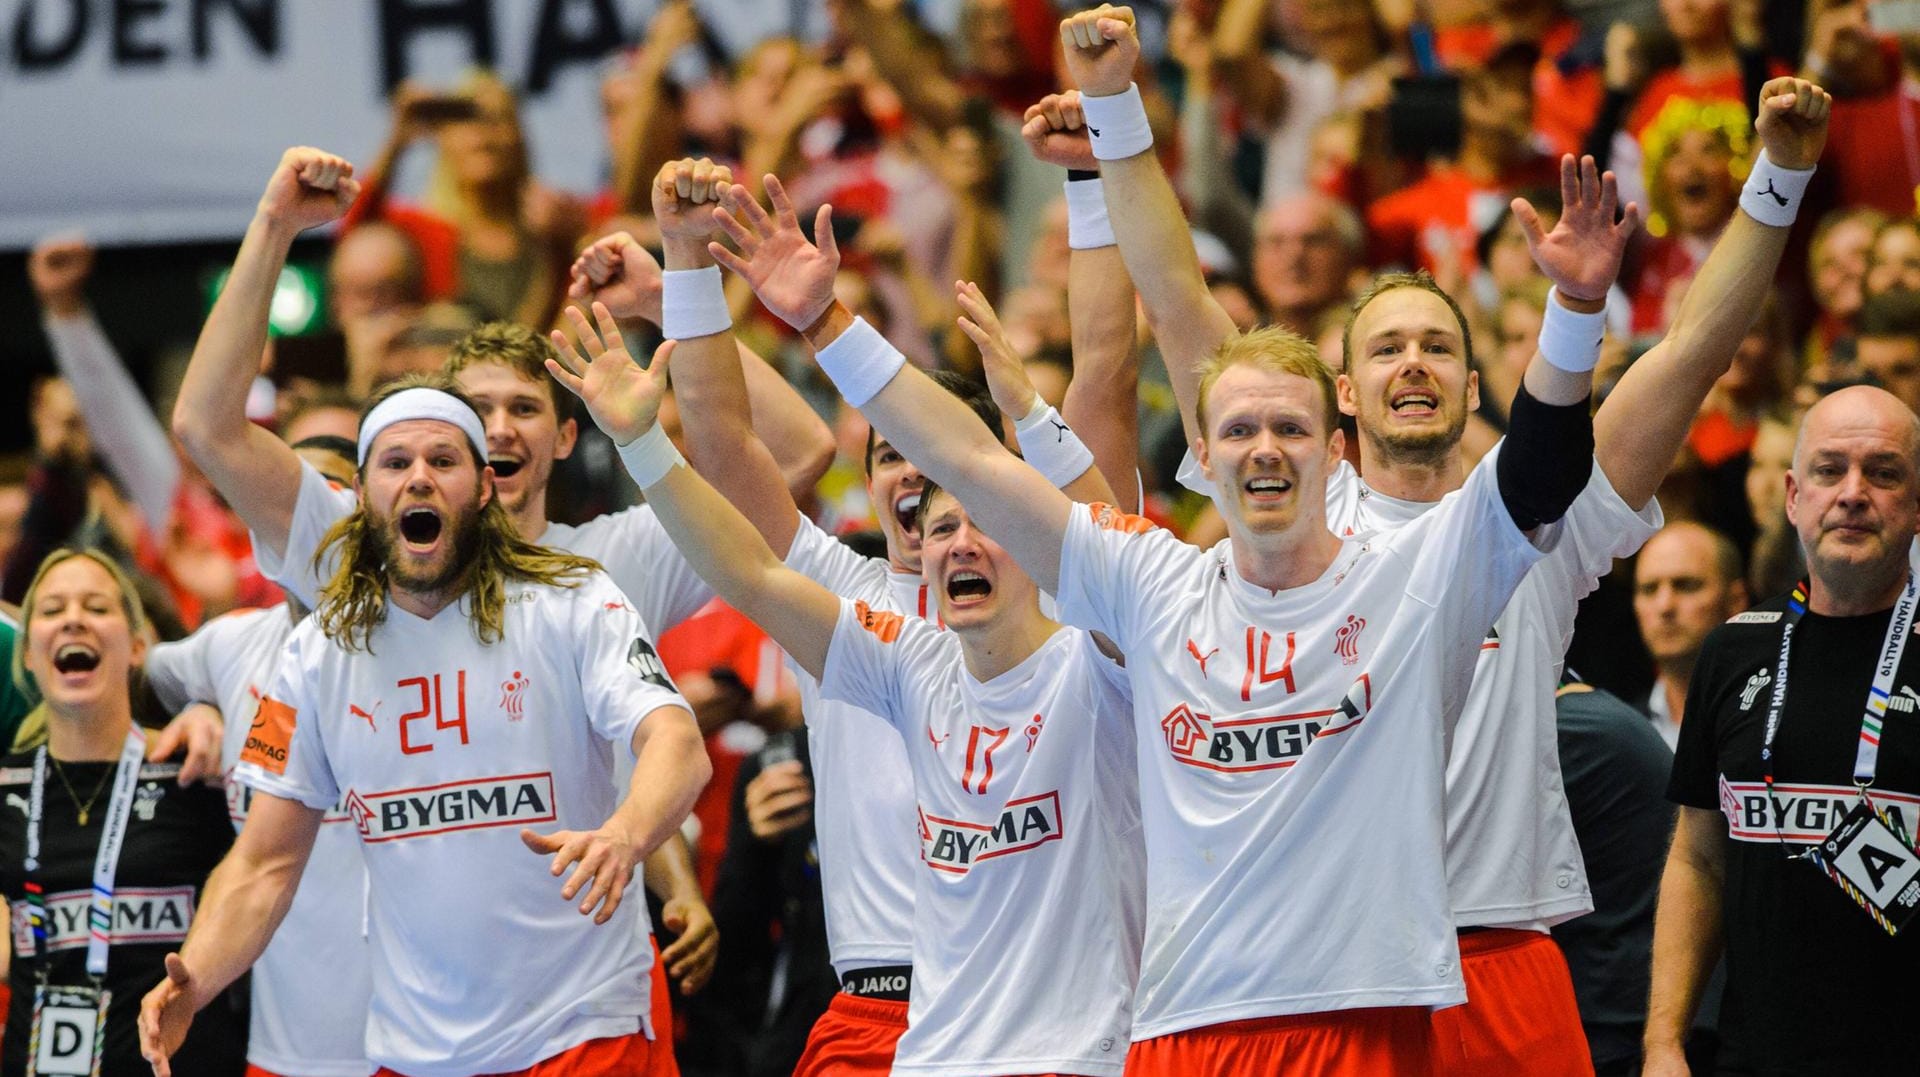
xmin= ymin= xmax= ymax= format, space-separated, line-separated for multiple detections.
xmin=642 ymin=707 xmax=713 ymax=795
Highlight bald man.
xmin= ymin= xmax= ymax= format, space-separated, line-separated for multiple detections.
xmin=1648 ymin=387 xmax=1920 ymax=1077
xmin=1633 ymin=522 xmax=1750 ymax=748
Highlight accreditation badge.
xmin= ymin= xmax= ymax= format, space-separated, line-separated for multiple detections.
xmin=1816 ymin=798 xmax=1920 ymax=936
xmin=28 ymin=983 xmax=107 ymax=1076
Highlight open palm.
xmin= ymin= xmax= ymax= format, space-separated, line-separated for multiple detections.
xmin=1515 ymin=154 xmax=1640 ymax=304
xmin=709 ymin=174 xmax=839 ymax=331
xmin=547 ymin=302 xmax=672 ymax=446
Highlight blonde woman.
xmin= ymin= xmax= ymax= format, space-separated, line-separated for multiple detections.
xmin=0 ymin=550 xmax=242 ymax=1076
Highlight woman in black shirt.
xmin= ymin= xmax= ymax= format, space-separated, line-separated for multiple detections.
xmin=0 ymin=549 xmax=243 ymax=1076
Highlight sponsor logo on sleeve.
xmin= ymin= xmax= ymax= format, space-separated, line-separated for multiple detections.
xmin=1717 ymin=777 xmax=1920 ymax=844
xmin=853 ymin=600 xmax=904 ymax=644
xmin=345 ymin=772 xmax=558 ymax=843
xmin=627 ymin=637 xmax=677 ymax=691
xmin=11 ymin=887 xmax=195 ymax=953
xmin=918 ymin=791 xmax=1065 ymax=874
xmin=1089 ymin=503 xmax=1155 ymax=535
xmin=240 ymin=697 xmax=297 ymax=774
xmin=1727 ymin=610 xmax=1784 ymax=624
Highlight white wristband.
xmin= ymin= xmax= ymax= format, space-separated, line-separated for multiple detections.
xmin=1739 ymin=150 xmax=1815 ymax=228
xmin=1539 ymin=289 xmax=1606 ymax=374
xmin=617 ymin=423 xmax=686 ymax=490
xmin=1014 ymin=400 xmax=1097 ymax=487
xmin=662 ymin=266 xmax=732 ymax=339
xmin=814 ymin=316 xmax=907 ymax=408
xmin=1080 ymin=84 xmax=1154 ymax=161
xmin=1064 ymin=177 xmax=1116 ymax=250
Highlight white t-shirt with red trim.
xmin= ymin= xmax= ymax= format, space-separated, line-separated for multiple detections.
xmin=822 ymin=600 xmax=1142 ymax=1077
xmin=1324 ymin=460 xmax=1663 ymax=930
xmin=146 ymin=605 xmax=372 ymax=1077
xmin=780 ymin=516 xmax=922 ymax=975
xmin=1055 ymin=446 xmax=1543 ymax=1039
xmin=236 ymin=572 xmax=691 ymax=1077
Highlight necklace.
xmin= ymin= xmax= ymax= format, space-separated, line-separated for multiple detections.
xmin=49 ymin=757 xmax=115 ymax=827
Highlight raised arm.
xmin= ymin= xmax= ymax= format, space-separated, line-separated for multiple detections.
xmin=836 ymin=0 xmax=967 ymax=134
xmin=30 ymin=237 xmax=180 ymax=532
xmin=138 ymin=792 xmax=323 ymax=1076
xmin=1021 ymin=95 xmax=1145 ymax=512
xmin=1594 ymin=78 xmax=1831 ymax=511
xmin=171 ymin=149 xmax=359 ymax=560
xmin=547 ymin=306 xmax=842 ymax=681
xmin=1056 ymin=7 xmax=1239 ymax=445
xmin=610 ymin=1 xmax=699 ymax=214
xmin=708 ymin=183 xmax=1073 ymax=592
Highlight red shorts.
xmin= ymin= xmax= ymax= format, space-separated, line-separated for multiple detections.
xmin=646 ymin=936 xmax=680 ymax=1077
xmin=1427 ymin=928 xmax=1594 ymax=1077
xmin=1125 ymin=1006 xmax=1432 ymax=1076
xmin=372 ymin=1032 xmax=655 ymax=1077
xmin=792 ymin=992 xmax=909 ymax=1076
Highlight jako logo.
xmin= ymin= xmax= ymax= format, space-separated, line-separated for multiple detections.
xmin=919 ymin=791 xmax=1064 ymax=874
xmin=346 ymin=772 xmax=557 ymax=843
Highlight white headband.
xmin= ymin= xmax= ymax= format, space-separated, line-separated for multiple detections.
xmin=357 ymin=388 xmax=490 ymax=467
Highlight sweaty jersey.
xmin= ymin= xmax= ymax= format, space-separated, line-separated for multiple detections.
xmin=236 ymin=571 xmax=691 ymax=1076
xmin=822 ymin=601 xmax=1143 ymax=1077
xmin=1324 ymin=459 xmax=1662 ymax=929
xmin=145 ymin=605 xmax=372 ymax=1077
xmin=780 ymin=516 xmax=922 ymax=975
xmin=256 ymin=462 xmax=715 ymax=650
xmin=1058 ymin=446 xmax=1544 ymax=1039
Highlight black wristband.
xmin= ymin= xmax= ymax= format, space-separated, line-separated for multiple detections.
xmin=1066 ymin=169 xmax=1100 ymax=182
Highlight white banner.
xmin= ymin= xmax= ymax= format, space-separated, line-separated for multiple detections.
xmin=0 ymin=0 xmax=722 ymax=250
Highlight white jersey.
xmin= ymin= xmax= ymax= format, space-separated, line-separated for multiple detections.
xmin=822 ymin=601 xmax=1143 ymax=1077
xmin=256 ymin=461 xmax=714 ymax=643
xmin=781 ymin=516 xmax=921 ymax=975
xmin=1324 ymin=459 xmax=1662 ymax=929
xmin=236 ymin=571 xmax=691 ymax=1076
xmin=1056 ymin=446 xmax=1544 ymax=1039
xmin=145 ymin=606 xmax=372 ymax=1077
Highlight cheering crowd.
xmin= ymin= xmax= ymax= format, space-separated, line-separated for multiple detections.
xmin=0 ymin=0 xmax=1916 ymax=1075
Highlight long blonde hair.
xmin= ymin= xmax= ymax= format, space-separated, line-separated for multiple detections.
xmin=9 ymin=549 xmax=152 ymax=750
xmin=313 ymin=376 xmax=599 ymax=653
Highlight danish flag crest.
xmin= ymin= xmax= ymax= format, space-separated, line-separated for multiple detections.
xmin=1334 ymin=614 xmax=1366 ymax=665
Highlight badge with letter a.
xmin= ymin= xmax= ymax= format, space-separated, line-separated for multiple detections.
xmin=1815 ymin=798 xmax=1920 ymax=935
xmin=29 ymin=983 xmax=107 ymax=1076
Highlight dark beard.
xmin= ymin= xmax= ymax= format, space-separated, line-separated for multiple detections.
xmin=367 ymin=502 xmax=482 ymax=599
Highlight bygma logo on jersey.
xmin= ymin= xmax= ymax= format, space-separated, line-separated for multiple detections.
xmin=1159 ymin=676 xmax=1373 ymax=773
xmin=12 ymin=886 xmax=196 ymax=952
xmin=919 ymin=791 xmax=1064 ymax=874
xmin=1717 ymin=778 xmax=1920 ymax=844
xmin=347 ymin=772 xmax=558 ymax=843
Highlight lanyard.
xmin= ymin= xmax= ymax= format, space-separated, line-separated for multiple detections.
xmin=1760 ymin=575 xmax=1917 ymax=830
xmin=23 ymin=729 xmax=147 ymax=981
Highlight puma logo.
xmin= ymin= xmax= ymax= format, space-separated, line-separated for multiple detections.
xmin=1050 ymin=419 xmax=1071 ymax=443
xmin=1760 ymin=179 xmax=1788 ymax=207
xmin=1187 ymin=639 xmax=1220 ymax=677
xmin=1087 ymin=125 xmax=1101 ymax=137
xmin=5 ymin=793 xmax=25 ymax=817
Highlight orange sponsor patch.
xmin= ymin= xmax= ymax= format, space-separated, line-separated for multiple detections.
xmin=854 ymin=600 xmax=904 ymax=644
xmin=1089 ymin=502 xmax=1155 ymax=535
xmin=240 ymin=697 xmax=297 ymax=775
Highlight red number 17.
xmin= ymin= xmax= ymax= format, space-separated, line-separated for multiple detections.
xmin=960 ymin=725 xmax=1009 ymax=795
xmin=397 ymin=672 xmax=470 ymax=755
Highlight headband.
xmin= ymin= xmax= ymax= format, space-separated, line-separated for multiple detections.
xmin=356 ymin=388 xmax=490 ymax=467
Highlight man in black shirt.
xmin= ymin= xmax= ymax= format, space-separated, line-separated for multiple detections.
xmin=1647 ymin=386 xmax=1920 ymax=1076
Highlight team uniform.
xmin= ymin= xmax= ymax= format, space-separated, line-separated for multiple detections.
xmin=1059 ymin=446 xmax=1545 ymax=1075
xmin=235 ymin=570 xmax=692 ymax=1077
xmin=146 ymin=605 xmax=374 ymax=1077
xmin=777 ymin=517 xmax=927 ymax=1073
xmin=820 ymin=600 xmax=1142 ymax=1077
xmin=1670 ymin=592 xmax=1920 ymax=1076
xmin=1323 ymin=459 xmax=1659 ymax=1073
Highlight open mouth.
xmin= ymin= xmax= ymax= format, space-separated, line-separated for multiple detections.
xmin=1391 ymin=389 xmax=1439 ymax=415
xmin=399 ymin=508 xmax=444 ymax=548
xmin=52 ymin=643 xmax=100 ymax=675
xmin=947 ymin=570 xmax=992 ymax=604
xmin=490 ymin=456 xmax=525 ymax=479
xmin=894 ymin=492 xmax=923 ymax=539
xmin=1244 ymin=476 xmax=1291 ymax=500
